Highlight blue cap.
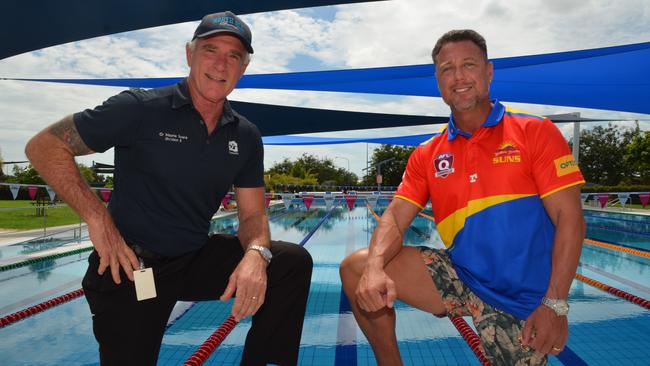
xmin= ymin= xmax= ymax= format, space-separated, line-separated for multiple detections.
xmin=193 ymin=11 xmax=253 ymax=54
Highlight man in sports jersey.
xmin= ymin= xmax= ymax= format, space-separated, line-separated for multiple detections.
xmin=340 ymin=29 xmax=585 ymax=365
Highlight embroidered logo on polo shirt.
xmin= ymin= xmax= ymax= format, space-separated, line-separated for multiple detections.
xmin=554 ymin=154 xmax=579 ymax=177
xmin=492 ymin=141 xmax=521 ymax=164
xmin=228 ymin=140 xmax=239 ymax=155
xmin=434 ymin=153 xmax=455 ymax=178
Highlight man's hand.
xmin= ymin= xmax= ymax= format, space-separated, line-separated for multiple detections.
xmin=355 ymin=262 xmax=397 ymax=312
xmin=220 ymin=250 xmax=268 ymax=321
xmin=521 ymin=304 xmax=568 ymax=355
xmin=87 ymin=214 xmax=139 ymax=284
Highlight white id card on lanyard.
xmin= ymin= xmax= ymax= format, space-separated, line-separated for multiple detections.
xmin=133 ymin=257 xmax=157 ymax=301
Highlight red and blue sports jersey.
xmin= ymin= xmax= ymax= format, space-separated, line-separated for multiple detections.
xmin=395 ymin=100 xmax=585 ymax=319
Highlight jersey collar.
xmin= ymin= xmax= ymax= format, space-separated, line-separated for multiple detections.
xmin=173 ymin=78 xmax=237 ymax=126
xmin=447 ymin=99 xmax=505 ymax=141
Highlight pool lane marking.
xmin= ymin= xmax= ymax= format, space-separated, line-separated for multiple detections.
xmin=365 ymin=204 xmax=493 ymax=365
xmin=580 ymin=263 xmax=650 ymax=296
xmin=575 ymin=273 xmax=650 ymax=310
xmin=584 ymin=238 xmax=650 ymax=258
xmin=0 ymin=278 xmax=81 ymax=316
xmin=335 ymin=210 xmax=360 ymax=366
xmin=183 ymin=208 xmax=335 ymax=365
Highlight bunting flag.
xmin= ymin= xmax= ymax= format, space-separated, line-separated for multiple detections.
xmin=324 ymin=192 xmax=333 ymax=211
xmin=344 ymin=195 xmax=357 ymax=211
xmin=580 ymin=193 xmax=589 ymax=204
xmin=597 ymin=194 xmax=609 ymax=208
xmin=282 ymin=195 xmax=292 ymax=209
xmin=221 ymin=193 xmax=232 ymax=209
xmin=265 ymin=193 xmax=273 ymax=209
xmin=303 ymin=195 xmax=314 ymax=210
xmin=366 ymin=195 xmax=379 ymax=209
xmin=99 ymin=189 xmax=112 ymax=203
xmin=28 ymin=185 xmax=38 ymax=200
xmin=9 ymin=184 xmax=20 ymax=200
xmin=617 ymin=193 xmax=630 ymax=207
xmin=640 ymin=193 xmax=650 ymax=208
xmin=45 ymin=186 xmax=56 ymax=201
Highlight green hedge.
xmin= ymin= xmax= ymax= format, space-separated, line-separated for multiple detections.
xmin=581 ymin=185 xmax=650 ymax=193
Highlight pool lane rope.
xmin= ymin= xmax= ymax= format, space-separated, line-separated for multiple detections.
xmin=366 ymin=203 xmax=492 ymax=366
xmin=183 ymin=207 xmax=334 ymax=365
xmin=574 ymin=273 xmax=650 ymax=310
xmin=449 ymin=316 xmax=492 ymax=366
xmin=183 ymin=315 xmax=239 ymax=366
xmin=0 ymin=246 xmax=93 ymax=272
xmin=584 ymin=238 xmax=650 ymax=258
xmin=0 ymin=288 xmax=84 ymax=328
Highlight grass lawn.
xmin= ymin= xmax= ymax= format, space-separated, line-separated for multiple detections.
xmin=0 ymin=200 xmax=82 ymax=230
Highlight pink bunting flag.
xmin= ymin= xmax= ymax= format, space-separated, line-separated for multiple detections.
xmin=597 ymin=194 xmax=609 ymax=208
xmin=640 ymin=193 xmax=650 ymax=208
xmin=344 ymin=195 xmax=357 ymax=210
xmin=303 ymin=195 xmax=314 ymax=210
xmin=265 ymin=193 xmax=272 ymax=209
xmin=99 ymin=189 xmax=112 ymax=203
xmin=221 ymin=193 xmax=231 ymax=209
xmin=28 ymin=186 xmax=38 ymax=200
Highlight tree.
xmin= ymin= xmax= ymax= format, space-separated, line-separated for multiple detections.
xmin=266 ymin=153 xmax=357 ymax=187
xmin=575 ymin=124 xmax=639 ymax=185
xmin=624 ymin=129 xmax=650 ymax=184
xmin=362 ymin=144 xmax=415 ymax=187
xmin=0 ymin=148 xmax=5 ymax=182
xmin=6 ymin=163 xmax=103 ymax=185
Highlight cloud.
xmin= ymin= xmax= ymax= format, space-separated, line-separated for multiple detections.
xmin=1 ymin=1 xmax=649 ymax=177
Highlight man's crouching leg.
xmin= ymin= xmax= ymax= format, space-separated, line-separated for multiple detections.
xmin=241 ymin=241 xmax=313 ymax=366
xmin=340 ymin=247 xmax=446 ymax=366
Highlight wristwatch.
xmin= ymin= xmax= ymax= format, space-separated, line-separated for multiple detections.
xmin=247 ymin=245 xmax=272 ymax=264
xmin=542 ymin=297 xmax=569 ymax=316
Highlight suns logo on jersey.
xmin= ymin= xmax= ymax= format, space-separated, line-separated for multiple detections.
xmin=493 ymin=141 xmax=521 ymax=164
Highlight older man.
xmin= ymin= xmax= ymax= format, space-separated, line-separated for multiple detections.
xmin=26 ymin=11 xmax=312 ymax=366
xmin=340 ymin=29 xmax=585 ymax=365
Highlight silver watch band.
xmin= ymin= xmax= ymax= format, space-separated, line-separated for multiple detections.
xmin=247 ymin=245 xmax=272 ymax=263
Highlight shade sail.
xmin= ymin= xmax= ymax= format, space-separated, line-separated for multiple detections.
xmin=0 ymin=0 xmax=380 ymax=60
xmin=9 ymin=41 xmax=649 ymax=117
xmin=262 ymin=132 xmax=440 ymax=146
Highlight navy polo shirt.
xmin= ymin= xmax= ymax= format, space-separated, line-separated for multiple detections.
xmin=74 ymin=79 xmax=264 ymax=256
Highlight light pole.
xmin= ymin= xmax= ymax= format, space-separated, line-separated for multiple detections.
xmin=334 ymin=156 xmax=350 ymax=172
xmin=376 ymin=157 xmax=395 ymax=191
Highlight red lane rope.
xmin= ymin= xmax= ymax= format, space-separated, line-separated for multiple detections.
xmin=449 ymin=316 xmax=492 ymax=366
xmin=0 ymin=288 xmax=84 ymax=328
xmin=183 ymin=315 xmax=239 ymax=366
xmin=366 ymin=204 xmax=492 ymax=365
xmin=575 ymin=273 xmax=650 ymax=310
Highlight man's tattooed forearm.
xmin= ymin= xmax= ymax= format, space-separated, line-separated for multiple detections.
xmin=48 ymin=116 xmax=92 ymax=155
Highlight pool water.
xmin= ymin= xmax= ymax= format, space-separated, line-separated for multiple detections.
xmin=0 ymin=205 xmax=649 ymax=365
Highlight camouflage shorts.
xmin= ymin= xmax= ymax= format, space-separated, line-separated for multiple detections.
xmin=417 ymin=246 xmax=547 ymax=366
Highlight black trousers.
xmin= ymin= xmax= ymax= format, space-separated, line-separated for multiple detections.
xmin=82 ymin=234 xmax=313 ymax=366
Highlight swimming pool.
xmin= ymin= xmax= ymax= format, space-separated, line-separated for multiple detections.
xmin=1 ymin=204 xmax=649 ymax=365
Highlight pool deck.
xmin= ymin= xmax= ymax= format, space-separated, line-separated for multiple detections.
xmin=0 ymin=208 xmax=242 ymax=267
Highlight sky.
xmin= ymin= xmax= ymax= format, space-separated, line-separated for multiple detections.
xmin=1 ymin=0 xmax=649 ymax=179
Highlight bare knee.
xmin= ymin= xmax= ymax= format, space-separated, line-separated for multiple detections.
xmin=339 ymin=248 xmax=368 ymax=286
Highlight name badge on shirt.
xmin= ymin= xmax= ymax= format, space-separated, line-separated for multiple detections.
xmin=134 ymin=266 xmax=157 ymax=301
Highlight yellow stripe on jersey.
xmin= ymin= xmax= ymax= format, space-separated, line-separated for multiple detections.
xmin=436 ymin=193 xmax=536 ymax=248
xmin=504 ymin=107 xmax=545 ymax=119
